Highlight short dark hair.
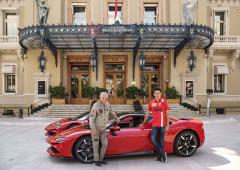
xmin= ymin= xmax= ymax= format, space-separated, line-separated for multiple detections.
xmin=154 ymin=88 xmax=162 ymax=92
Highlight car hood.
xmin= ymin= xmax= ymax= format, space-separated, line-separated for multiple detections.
xmin=55 ymin=126 xmax=90 ymax=138
xmin=46 ymin=118 xmax=71 ymax=127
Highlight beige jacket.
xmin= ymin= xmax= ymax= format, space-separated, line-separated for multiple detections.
xmin=89 ymin=101 xmax=118 ymax=132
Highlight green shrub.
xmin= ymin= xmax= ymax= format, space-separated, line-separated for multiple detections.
xmin=165 ymin=86 xmax=180 ymax=99
xmin=82 ymin=86 xmax=108 ymax=99
xmin=49 ymin=85 xmax=65 ymax=99
xmin=93 ymin=87 xmax=108 ymax=99
xmin=82 ymin=85 xmax=94 ymax=99
xmin=126 ymin=86 xmax=139 ymax=99
xmin=126 ymin=86 xmax=146 ymax=99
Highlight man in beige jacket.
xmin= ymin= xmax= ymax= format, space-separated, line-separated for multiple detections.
xmin=89 ymin=92 xmax=119 ymax=166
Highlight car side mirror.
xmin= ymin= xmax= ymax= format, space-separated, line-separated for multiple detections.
xmin=110 ymin=126 xmax=120 ymax=132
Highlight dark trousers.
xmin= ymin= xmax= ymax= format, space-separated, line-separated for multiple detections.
xmin=151 ymin=126 xmax=166 ymax=160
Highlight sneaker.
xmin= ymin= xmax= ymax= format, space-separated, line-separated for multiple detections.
xmin=100 ymin=160 xmax=107 ymax=165
xmin=164 ymin=152 xmax=168 ymax=163
xmin=95 ymin=161 xmax=102 ymax=167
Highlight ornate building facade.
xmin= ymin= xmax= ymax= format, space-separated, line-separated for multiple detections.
xmin=0 ymin=0 xmax=240 ymax=114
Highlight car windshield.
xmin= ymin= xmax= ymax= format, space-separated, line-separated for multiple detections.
xmin=72 ymin=112 xmax=90 ymax=121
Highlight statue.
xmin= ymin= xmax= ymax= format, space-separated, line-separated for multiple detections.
xmin=183 ymin=0 xmax=197 ymax=24
xmin=36 ymin=0 xmax=49 ymax=25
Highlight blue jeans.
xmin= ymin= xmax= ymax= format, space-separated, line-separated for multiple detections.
xmin=151 ymin=127 xmax=166 ymax=160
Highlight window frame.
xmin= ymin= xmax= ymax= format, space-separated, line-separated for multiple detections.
xmin=71 ymin=3 xmax=87 ymax=25
xmin=211 ymin=7 xmax=229 ymax=35
xmin=108 ymin=3 xmax=123 ymax=24
xmin=2 ymin=63 xmax=17 ymax=95
xmin=212 ymin=63 xmax=228 ymax=95
xmin=143 ymin=4 xmax=158 ymax=25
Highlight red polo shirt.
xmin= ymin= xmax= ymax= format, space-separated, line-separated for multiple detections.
xmin=147 ymin=98 xmax=170 ymax=127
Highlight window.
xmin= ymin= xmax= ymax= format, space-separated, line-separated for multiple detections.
xmin=213 ymin=65 xmax=229 ymax=93
xmin=1 ymin=64 xmax=16 ymax=94
xmin=72 ymin=4 xmax=86 ymax=25
xmin=214 ymin=11 xmax=225 ymax=35
xmin=108 ymin=4 xmax=122 ymax=24
xmin=214 ymin=74 xmax=225 ymax=93
xmin=5 ymin=74 xmax=16 ymax=93
xmin=144 ymin=5 xmax=157 ymax=25
xmin=5 ymin=13 xmax=17 ymax=36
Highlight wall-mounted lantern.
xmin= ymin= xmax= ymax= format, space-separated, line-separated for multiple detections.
xmin=38 ymin=50 xmax=47 ymax=72
xmin=139 ymin=51 xmax=145 ymax=69
xmin=91 ymin=51 xmax=96 ymax=71
xmin=187 ymin=50 xmax=197 ymax=72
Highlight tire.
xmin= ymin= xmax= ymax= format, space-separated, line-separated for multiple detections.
xmin=73 ymin=136 xmax=94 ymax=163
xmin=174 ymin=130 xmax=199 ymax=157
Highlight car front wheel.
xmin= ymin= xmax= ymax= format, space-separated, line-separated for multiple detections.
xmin=174 ymin=130 xmax=199 ymax=157
xmin=73 ymin=136 xmax=94 ymax=163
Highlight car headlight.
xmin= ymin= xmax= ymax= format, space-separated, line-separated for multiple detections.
xmin=56 ymin=137 xmax=67 ymax=142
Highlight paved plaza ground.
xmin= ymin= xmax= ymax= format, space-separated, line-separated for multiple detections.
xmin=0 ymin=114 xmax=240 ymax=170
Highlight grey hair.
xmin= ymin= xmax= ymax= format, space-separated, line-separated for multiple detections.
xmin=100 ymin=92 xmax=108 ymax=98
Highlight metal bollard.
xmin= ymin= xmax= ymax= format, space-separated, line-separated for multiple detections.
xmin=19 ymin=109 xmax=23 ymax=118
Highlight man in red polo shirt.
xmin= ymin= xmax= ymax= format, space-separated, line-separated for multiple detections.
xmin=142 ymin=88 xmax=170 ymax=163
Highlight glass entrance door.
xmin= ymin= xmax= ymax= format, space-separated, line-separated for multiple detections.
xmin=141 ymin=64 xmax=161 ymax=102
xmin=105 ymin=64 xmax=125 ymax=104
xmin=70 ymin=64 xmax=90 ymax=104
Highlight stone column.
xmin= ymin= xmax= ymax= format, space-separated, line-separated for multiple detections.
xmin=206 ymin=49 xmax=214 ymax=90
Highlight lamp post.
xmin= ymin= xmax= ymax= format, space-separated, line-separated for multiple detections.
xmin=38 ymin=49 xmax=47 ymax=72
xmin=187 ymin=50 xmax=197 ymax=72
xmin=91 ymin=51 xmax=96 ymax=71
xmin=139 ymin=51 xmax=145 ymax=69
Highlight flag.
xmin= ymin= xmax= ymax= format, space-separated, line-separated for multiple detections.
xmin=114 ymin=0 xmax=118 ymax=21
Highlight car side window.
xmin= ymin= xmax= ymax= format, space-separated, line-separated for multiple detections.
xmin=118 ymin=116 xmax=144 ymax=128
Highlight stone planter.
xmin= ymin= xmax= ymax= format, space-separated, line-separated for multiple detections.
xmin=126 ymin=99 xmax=135 ymax=105
xmin=52 ymin=98 xmax=65 ymax=104
xmin=167 ymin=98 xmax=180 ymax=104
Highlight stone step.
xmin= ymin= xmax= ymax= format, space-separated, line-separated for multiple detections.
xmin=32 ymin=103 xmax=198 ymax=118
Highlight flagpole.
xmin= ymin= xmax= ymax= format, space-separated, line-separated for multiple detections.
xmin=114 ymin=0 xmax=118 ymax=22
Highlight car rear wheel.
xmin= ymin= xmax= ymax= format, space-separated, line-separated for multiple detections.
xmin=174 ymin=130 xmax=199 ymax=157
xmin=73 ymin=136 xmax=94 ymax=163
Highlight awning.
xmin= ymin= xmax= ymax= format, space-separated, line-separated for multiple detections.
xmin=18 ymin=23 xmax=214 ymax=61
xmin=18 ymin=23 xmax=214 ymax=80
xmin=1 ymin=65 xmax=16 ymax=74
xmin=214 ymin=65 xmax=229 ymax=75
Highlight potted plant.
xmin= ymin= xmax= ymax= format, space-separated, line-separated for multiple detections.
xmin=49 ymin=84 xmax=66 ymax=104
xmin=125 ymin=86 xmax=146 ymax=105
xmin=93 ymin=87 xmax=108 ymax=100
xmin=82 ymin=86 xmax=107 ymax=104
xmin=165 ymin=86 xmax=180 ymax=104
xmin=82 ymin=85 xmax=94 ymax=104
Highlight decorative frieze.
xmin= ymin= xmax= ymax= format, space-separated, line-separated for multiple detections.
xmin=208 ymin=0 xmax=240 ymax=6
xmin=0 ymin=0 xmax=23 ymax=7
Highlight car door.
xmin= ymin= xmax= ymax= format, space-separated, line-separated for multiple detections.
xmin=106 ymin=116 xmax=153 ymax=155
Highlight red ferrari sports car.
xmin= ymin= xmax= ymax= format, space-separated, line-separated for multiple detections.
xmin=45 ymin=111 xmax=90 ymax=136
xmin=47 ymin=113 xmax=205 ymax=163
xmin=45 ymin=111 xmax=142 ymax=136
